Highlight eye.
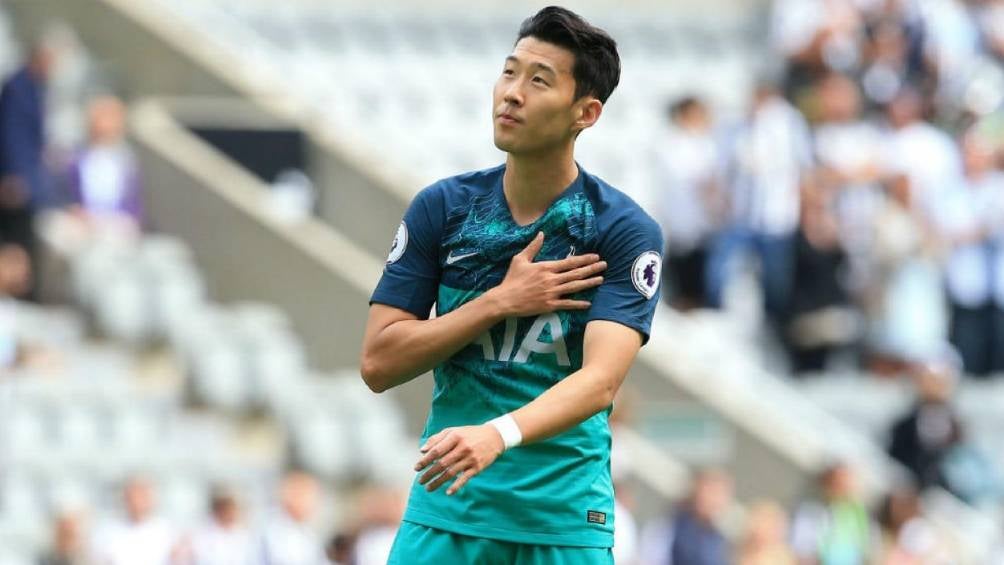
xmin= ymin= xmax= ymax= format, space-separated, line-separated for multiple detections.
xmin=531 ymin=76 xmax=549 ymax=86
xmin=502 ymin=68 xmax=515 ymax=76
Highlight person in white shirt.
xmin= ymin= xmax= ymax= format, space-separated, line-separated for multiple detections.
xmin=812 ymin=72 xmax=885 ymax=296
xmin=652 ymin=96 xmax=722 ymax=310
xmin=179 ymin=487 xmax=255 ymax=565
xmin=936 ymin=135 xmax=1004 ymax=376
xmin=89 ymin=477 xmax=178 ymax=565
xmin=257 ymin=471 xmax=327 ymax=565
xmin=881 ymin=87 xmax=964 ymax=217
xmin=707 ymin=82 xmax=814 ymax=321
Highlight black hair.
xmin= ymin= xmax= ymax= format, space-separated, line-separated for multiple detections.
xmin=515 ymin=6 xmax=620 ymax=104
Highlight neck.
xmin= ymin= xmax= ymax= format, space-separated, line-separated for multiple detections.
xmin=502 ymin=144 xmax=578 ymax=225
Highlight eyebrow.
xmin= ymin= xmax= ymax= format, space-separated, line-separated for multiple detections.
xmin=505 ymin=55 xmax=558 ymax=76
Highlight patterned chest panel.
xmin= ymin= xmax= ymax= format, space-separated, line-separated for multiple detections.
xmin=439 ymin=189 xmax=598 ymax=292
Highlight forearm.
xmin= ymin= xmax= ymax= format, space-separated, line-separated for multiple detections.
xmin=361 ymin=290 xmax=507 ymax=392
xmin=509 ymin=365 xmax=614 ymax=445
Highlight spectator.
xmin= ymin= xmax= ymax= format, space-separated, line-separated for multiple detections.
xmin=351 ymin=485 xmax=404 ymax=565
xmin=887 ymin=349 xmax=964 ymax=493
xmin=786 ymin=183 xmax=856 ymax=374
xmin=89 ymin=477 xmax=179 ymax=565
xmin=811 ymin=73 xmax=884 ymax=295
xmin=935 ymin=135 xmax=1004 ymax=376
xmin=874 ymin=487 xmax=955 ymax=565
xmin=977 ymin=0 xmax=1004 ymax=63
xmin=881 ymin=88 xmax=962 ymax=218
xmin=180 ymin=486 xmax=254 ymax=565
xmin=258 ymin=471 xmax=326 ymax=565
xmin=707 ymin=81 xmax=813 ymax=322
xmin=325 ymin=533 xmax=355 ymax=565
xmin=0 ymin=39 xmax=56 ymax=294
xmin=39 ymin=511 xmax=93 ymax=565
xmin=65 ymin=95 xmax=142 ymax=230
xmin=0 ymin=243 xmax=28 ymax=368
xmin=641 ymin=468 xmax=734 ymax=565
xmin=652 ymin=96 xmax=722 ymax=310
xmin=791 ymin=463 xmax=875 ymax=565
xmin=769 ymin=0 xmax=865 ymax=100
xmin=736 ymin=500 xmax=796 ymax=565
xmin=867 ymin=175 xmax=946 ymax=367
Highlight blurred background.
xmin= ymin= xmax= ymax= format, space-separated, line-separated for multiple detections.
xmin=0 ymin=0 xmax=1003 ymax=563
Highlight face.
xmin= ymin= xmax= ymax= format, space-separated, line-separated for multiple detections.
xmin=281 ymin=473 xmax=319 ymax=523
xmin=493 ymin=37 xmax=600 ymax=155
xmin=692 ymin=472 xmax=733 ymax=521
xmin=823 ymin=465 xmax=856 ymax=499
xmin=88 ymin=96 xmax=126 ymax=145
xmin=820 ymin=75 xmax=860 ymax=122
xmin=124 ymin=480 xmax=155 ymax=522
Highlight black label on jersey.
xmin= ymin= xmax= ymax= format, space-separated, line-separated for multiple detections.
xmin=586 ymin=510 xmax=606 ymax=525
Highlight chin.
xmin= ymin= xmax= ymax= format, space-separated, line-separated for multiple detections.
xmin=493 ymin=135 xmax=517 ymax=153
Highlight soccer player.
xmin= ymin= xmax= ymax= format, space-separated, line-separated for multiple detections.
xmin=362 ymin=6 xmax=662 ymax=564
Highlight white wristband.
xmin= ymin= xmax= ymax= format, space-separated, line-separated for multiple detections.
xmin=488 ymin=414 xmax=522 ymax=450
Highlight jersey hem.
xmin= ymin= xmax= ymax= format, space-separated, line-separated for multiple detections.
xmin=402 ymin=508 xmax=614 ymax=548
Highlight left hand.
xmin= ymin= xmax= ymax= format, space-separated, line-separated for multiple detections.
xmin=414 ymin=425 xmax=505 ymax=495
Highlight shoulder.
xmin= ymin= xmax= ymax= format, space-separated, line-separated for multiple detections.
xmin=421 ymin=164 xmax=506 ymax=202
xmin=413 ymin=164 xmax=503 ymax=212
xmin=582 ymin=170 xmax=662 ymax=242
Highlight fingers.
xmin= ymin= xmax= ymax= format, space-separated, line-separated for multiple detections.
xmin=446 ymin=469 xmax=477 ymax=495
xmin=415 ymin=432 xmax=458 ymax=471
xmin=552 ymin=299 xmax=592 ymax=310
xmin=517 ymin=232 xmax=545 ymax=260
xmin=555 ymin=261 xmax=607 ymax=284
xmin=418 ymin=447 xmax=468 ymax=486
xmin=548 ymin=253 xmax=602 ymax=273
xmin=425 ymin=461 xmax=470 ymax=492
xmin=555 ymin=276 xmax=604 ymax=296
xmin=420 ymin=429 xmax=448 ymax=453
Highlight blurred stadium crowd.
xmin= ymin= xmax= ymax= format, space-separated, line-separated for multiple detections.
xmin=661 ymin=0 xmax=1004 ymax=378
xmin=1 ymin=0 xmax=1004 ymax=564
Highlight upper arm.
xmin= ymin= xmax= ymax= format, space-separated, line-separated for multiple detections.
xmin=369 ymin=184 xmax=446 ymax=319
xmin=587 ymin=209 xmax=664 ymax=344
xmin=582 ymin=320 xmax=643 ymax=391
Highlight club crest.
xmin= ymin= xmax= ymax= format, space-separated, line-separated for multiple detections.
xmin=387 ymin=221 xmax=408 ymax=264
xmin=631 ymin=251 xmax=661 ymax=299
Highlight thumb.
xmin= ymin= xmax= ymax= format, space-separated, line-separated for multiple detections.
xmin=519 ymin=232 xmax=545 ymax=260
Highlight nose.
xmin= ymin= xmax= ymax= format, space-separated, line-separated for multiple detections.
xmin=503 ymin=80 xmax=524 ymax=107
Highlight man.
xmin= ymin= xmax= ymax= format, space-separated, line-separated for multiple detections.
xmin=706 ymin=80 xmax=812 ymax=322
xmin=639 ymin=469 xmax=734 ymax=565
xmin=361 ymin=7 xmax=662 ymax=564
xmin=88 ymin=477 xmax=179 ymax=565
xmin=0 ymin=41 xmax=54 ymax=256
xmin=887 ymin=348 xmax=964 ymax=493
xmin=181 ymin=486 xmax=254 ymax=565
xmin=257 ymin=471 xmax=327 ymax=565
xmin=652 ymin=96 xmax=721 ymax=310
xmin=66 ymin=95 xmax=143 ymax=228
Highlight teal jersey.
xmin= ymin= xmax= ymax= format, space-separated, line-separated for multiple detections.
xmin=370 ymin=164 xmax=662 ymax=547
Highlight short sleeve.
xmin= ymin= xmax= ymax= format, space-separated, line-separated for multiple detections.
xmin=369 ymin=184 xmax=445 ymax=319
xmin=586 ymin=213 xmax=664 ymax=345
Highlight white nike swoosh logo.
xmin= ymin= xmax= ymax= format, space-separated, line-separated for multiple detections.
xmin=446 ymin=251 xmax=479 ymax=265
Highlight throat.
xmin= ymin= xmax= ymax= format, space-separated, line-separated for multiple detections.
xmin=502 ymin=154 xmax=579 ymax=226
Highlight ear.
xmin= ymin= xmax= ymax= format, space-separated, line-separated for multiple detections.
xmin=572 ymin=98 xmax=603 ymax=134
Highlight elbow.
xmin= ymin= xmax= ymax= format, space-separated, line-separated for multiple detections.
xmin=359 ymin=355 xmax=390 ymax=394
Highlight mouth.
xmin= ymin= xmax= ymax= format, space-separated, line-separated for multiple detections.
xmin=496 ymin=112 xmax=521 ymax=126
